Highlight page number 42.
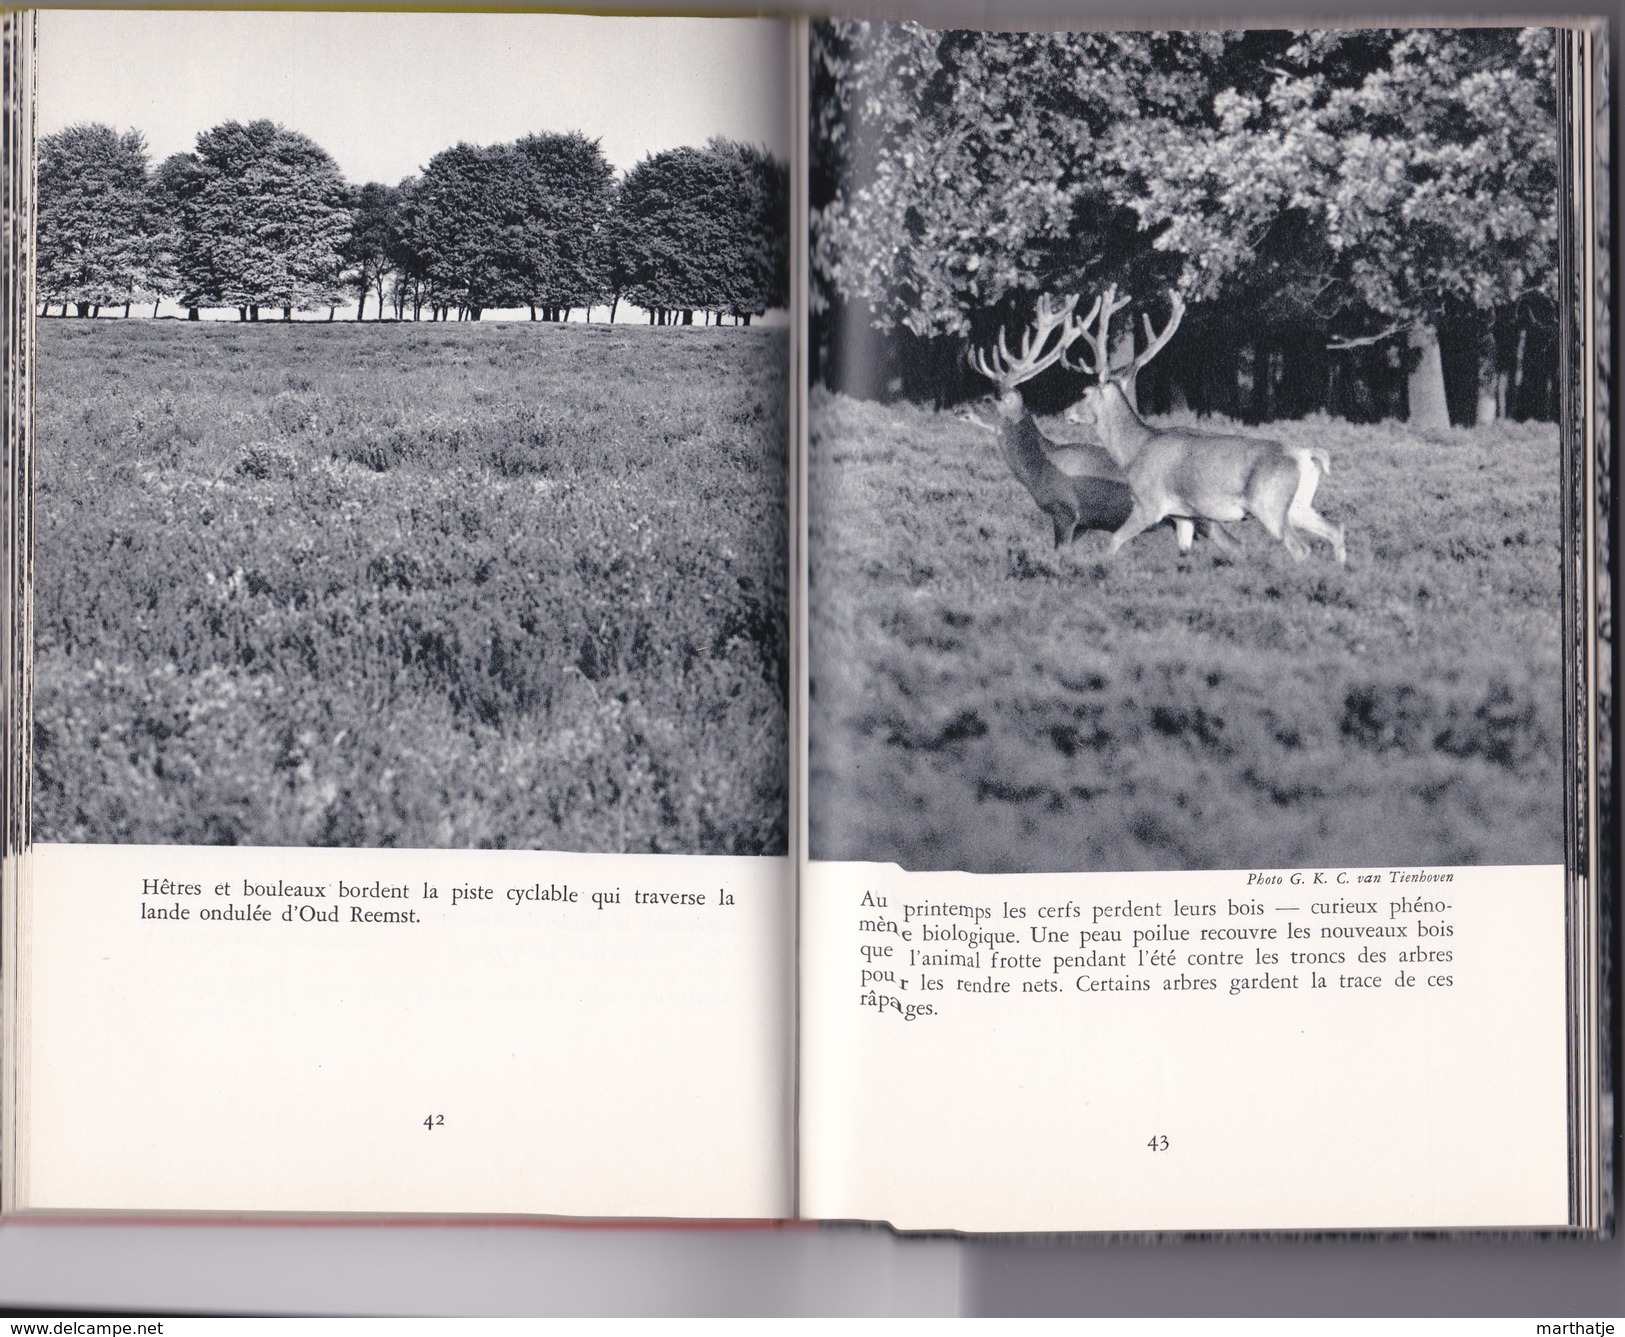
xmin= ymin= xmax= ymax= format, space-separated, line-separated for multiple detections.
xmin=1147 ymin=1134 xmax=1169 ymax=1151
xmin=424 ymin=1114 xmax=445 ymax=1130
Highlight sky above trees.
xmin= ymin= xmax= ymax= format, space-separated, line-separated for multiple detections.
xmin=38 ymin=11 xmax=791 ymax=185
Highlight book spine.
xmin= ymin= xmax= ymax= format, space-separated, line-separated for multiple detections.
xmin=1 ymin=6 xmax=35 ymax=1215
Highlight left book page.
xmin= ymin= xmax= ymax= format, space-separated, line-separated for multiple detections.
xmin=11 ymin=10 xmax=795 ymax=1219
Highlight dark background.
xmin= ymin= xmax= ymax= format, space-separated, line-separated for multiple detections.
xmin=5 ymin=0 xmax=1617 ymax=1318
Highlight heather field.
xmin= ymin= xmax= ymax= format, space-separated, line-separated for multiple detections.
xmin=35 ymin=320 xmax=788 ymax=853
xmin=808 ymin=388 xmax=1563 ymax=873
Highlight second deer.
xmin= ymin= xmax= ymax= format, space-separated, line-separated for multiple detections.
xmin=1063 ymin=286 xmax=1347 ymax=565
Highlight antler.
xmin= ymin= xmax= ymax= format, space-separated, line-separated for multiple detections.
xmin=1060 ymin=284 xmax=1130 ymax=379
xmin=1132 ymin=291 xmax=1186 ymax=374
xmin=1061 ymin=287 xmax=1186 ymax=383
xmin=968 ymin=293 xmax=1091 ymax=390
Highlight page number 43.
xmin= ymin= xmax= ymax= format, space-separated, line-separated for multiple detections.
xmin=1147 ymin=1134 xmax=1169 ymax=1151
xmin=424 ymin=1114 xmax=445 ymax=1130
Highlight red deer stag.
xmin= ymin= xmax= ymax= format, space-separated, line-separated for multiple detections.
xmin=965 ymin=294 xmax=1235 ymax=555
xmin=1062 ymin=287 xmax=1347 ymax=564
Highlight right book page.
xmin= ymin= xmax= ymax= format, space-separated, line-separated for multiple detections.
xmin=799 ymin=20 xmax=1587 ymax=1232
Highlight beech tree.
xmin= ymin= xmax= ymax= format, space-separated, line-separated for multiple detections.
xmin=729 ymin=141 xmax=790 ymax=323
xmin=512 ymin=132 xmax=614 ymax=320
xmin=38 ymin=124 xmax=157 ymax=317
xmin=809 ymin=26 xmax=1225 ymax=334
xmin=808 ymin=23 xmax=1218 ymax=400
xmin=395 ymin=142 xmax=529 ymax=319
xmin=1111 ymin=28 xmax=1558 ymax=426
xmin=615 ymin=139 xmax=788 ymax=324
xmin=165 ymin=119 xmax=352 ymax=321
xmin=811 ymin=22 xmax=1557 ymax=422
xmin=342 ymin=181 xmax=399 ymax=320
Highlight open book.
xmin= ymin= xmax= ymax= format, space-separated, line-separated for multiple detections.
xmin=3 ymin=10 xmax=1610 ymax=1234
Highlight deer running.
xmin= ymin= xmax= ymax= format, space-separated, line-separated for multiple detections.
xmin=965 ymin=293 xmax=1234 ymax=555
xmin=1063 ymin=286 xmax=1347 ymax=564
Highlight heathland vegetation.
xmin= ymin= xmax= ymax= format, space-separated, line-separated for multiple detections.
xmin=34 ymin=321 xmax=789 ymax=852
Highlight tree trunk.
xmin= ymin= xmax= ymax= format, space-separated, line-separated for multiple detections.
xmin=469 ymin=306 xmax=482 ymax=321
xmin=743 ymin=313 xmax=752 ymax=328
xmin=327 ymin=306 xmax=335 ymax=322
xmin=529 ymin=303 xmax=536 ymax=321
xmin=609 ymin=295 xmax=619 ymax=323
xmin=357 ymin=292 xmax=367 ymax=320
xmin=188 ymin=307 xmax=199 ymax=321
xmin=152 ymin=300 xmax=160 ymax=318
xmin=1234 ymin=340 xmax=1265 ymax=423
xmin=1406 ymin=324 xmax=1450 ymax=431
xmin=1473 ymin=323 xmax=1506 ymax=425
xmin=250 ymin=306 xmax=261 ymax=322
xmin=238 ymin=307 xmax=248 ymax=322
xmin=282 ymin=306 xmax=292 ymax=322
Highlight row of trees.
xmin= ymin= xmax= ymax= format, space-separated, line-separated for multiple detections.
xmin=810 ymin=25 xmax=1560 ymax=426
xmin=40 ymin=120 xmax=789 ymax=325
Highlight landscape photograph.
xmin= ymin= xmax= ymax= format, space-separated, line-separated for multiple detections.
xmin=33 ymin=12 xmax=791 ymax=854
xmin=807 ymin=23 xmax=1564 ymax=874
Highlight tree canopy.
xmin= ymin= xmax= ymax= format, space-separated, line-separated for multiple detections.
xmin=616 ymin=139 xmax=789 ymax=322
xmin=809 ymin=22 xmax=1559 ymax=422
xmin=512 ymin=131 xmax=616 ymax=314
xmin=39 ymin=124 xmax=157 ymax=313
xmin=164 ymin=119 xmax=353 ymax=316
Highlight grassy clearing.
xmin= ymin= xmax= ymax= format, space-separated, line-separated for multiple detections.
xmin=35 ymin=320 xmax=788 ymax=853
xmin=808 ymin=388 xmax=1562 ymax=873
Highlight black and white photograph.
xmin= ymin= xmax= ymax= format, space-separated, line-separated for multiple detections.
xmin=32 ymin=11 xmax=792 ymax=854
xmin=807 ymin=22 xmax=1564 ymax=873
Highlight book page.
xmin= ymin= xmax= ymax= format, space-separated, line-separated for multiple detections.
xmin=22 ymin=845 xmax=790 ymax=1217
xmin=800 ymin=21 xmax=1576 ymax=1231
xmin=800 ymin=861 xmax=1566 ymax=1231
xmin=18 ymin=11 xmax=794 ymax=1218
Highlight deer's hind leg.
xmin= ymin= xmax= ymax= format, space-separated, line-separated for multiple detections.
xmin=1247 ymin=461 xmax=1309 ymax=561
xmin=1286 ymin=452 xmax=1346 ymax=563
xmin=1289 ymin=506 xmax=1346 ymax=563
xmin=1049 ymin=507 xmax=1080 ymax=549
